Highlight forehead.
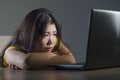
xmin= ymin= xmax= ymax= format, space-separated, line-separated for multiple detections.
xmin=45 ymin=23 xmax=57 ymax=32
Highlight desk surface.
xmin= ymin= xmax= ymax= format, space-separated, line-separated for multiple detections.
xmin=1 ymin=67 xmax=120 ymax=80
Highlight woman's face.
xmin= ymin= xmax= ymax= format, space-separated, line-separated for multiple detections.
xmin=39 ymin=23 xmax=57 ymax=52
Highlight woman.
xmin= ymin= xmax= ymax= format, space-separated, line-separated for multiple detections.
xmin=0 ymin=8 xmax=76 ymax=70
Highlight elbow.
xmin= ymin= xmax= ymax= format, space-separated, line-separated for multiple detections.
xmin=69 ymin=58 xmax=76 ymax=64
xmin=68 ymin=54 xmax=76 ymax=64
xmin=72 ymin=59 xmax=76 ymax=64
xmin=65 ymin=55 xmax=76 ymax=64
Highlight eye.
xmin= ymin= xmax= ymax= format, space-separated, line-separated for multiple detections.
xmin=53 ymin=33 xmax=57 ymax=36
xmin=45 ymin=34 xmax=48 ymax=36
xmin=44 ymin=34 xmax=49 ymax=37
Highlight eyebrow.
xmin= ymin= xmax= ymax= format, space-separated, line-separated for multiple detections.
xmin=45 ymin=31 xmax=57 ymax=34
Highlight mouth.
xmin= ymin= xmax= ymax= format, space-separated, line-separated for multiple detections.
xmin=45 ymin=47 xmax=53 ymax=51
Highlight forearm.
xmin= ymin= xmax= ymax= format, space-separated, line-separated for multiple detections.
xmin=5 ymin=50 xmax=57 ymax=70
xmin=25 ymin=52 xmax=76 ymax=70
xmin=5 ymin=49 xmax=29 ymax=69
xmin=25 ymin=52 xmax=56 ymax=69
xmin=49 ymin=54 xmax=76 ymax=65
xmin=5 ymin=45 xmax=76 ymax=70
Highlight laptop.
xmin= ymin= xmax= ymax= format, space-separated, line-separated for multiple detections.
xmin=49 ymin=9 xmax=120 ymax=70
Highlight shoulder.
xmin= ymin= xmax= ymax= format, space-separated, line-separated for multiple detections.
xmin=5 ymin=45 xmax=27 ymax=53
xmin=5 ymin=45 xmax=19 ymax=53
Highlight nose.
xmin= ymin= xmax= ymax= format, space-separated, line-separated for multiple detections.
xmin=47 ymin=36 xmax=53 ymax=45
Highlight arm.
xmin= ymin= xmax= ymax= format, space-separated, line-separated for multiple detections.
xmin=4 ymin=49 xmax=29 ymax=69
xmin=26 ymin=41 xmax=76 ymax=69
xmin=4 ymin=49 xmax=56 ymax=70
xmin=26 ymin=51 xmax=76 ymax=69
xmin=53 ymin=41 xmax=76 ymax=64
xmin=4 ymin=41 xmax=76 ymax=70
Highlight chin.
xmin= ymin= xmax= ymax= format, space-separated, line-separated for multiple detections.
xmin=44 ymin=50 xmax=52 ymax=52
xmin=48 ymin=50 xmax=53 ymax=52
xmin=45 ymin=48 xmax=53 ymax=52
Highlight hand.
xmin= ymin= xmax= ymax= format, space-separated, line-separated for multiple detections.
xmin=8 ymin=64 xmax=21 ymax=70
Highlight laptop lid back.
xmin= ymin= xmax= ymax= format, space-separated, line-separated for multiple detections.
xmin=85 ymin=9 xmax=120 ymax=69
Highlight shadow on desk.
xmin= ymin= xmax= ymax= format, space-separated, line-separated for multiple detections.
xmin=1 ymin=67 xmax=120 ymax=80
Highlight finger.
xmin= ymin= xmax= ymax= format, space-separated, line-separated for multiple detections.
xmin=8 ymin=64 xmax=11 ymax=69
xmin=10 ymin=64 xmax=13 ymax=69
xmin=13 ymin=65 xmax=21 ymax=70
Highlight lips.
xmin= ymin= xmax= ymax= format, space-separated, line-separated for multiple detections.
xmin=45 ymin=47 xmax=53 ymax=51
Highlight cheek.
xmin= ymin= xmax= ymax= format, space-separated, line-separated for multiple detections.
xmin=41 ymin=39 xmax=48 ymax=47
xmin=41 ymin=37 xmax=57 ymax=46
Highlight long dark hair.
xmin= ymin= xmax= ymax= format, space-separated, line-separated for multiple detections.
xmin=0 ymin=8 xmax=62 ymax=67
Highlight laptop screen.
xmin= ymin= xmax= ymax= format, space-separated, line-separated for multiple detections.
xmin=86 ymin=9 xmax=120 ymax=69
